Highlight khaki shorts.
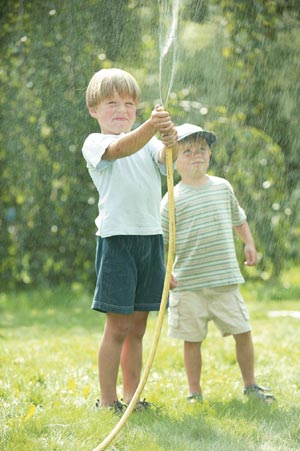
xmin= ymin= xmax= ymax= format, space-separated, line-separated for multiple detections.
xmin=168 ymin=285 xmax=251 ymax=342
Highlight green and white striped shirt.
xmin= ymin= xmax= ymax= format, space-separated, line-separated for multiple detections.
xmin=160 ymin=176 xmax=246 ymax=292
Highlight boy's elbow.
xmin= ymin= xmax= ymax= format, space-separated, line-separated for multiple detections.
xmin=102 ymin=145 xmax=127 ymax=160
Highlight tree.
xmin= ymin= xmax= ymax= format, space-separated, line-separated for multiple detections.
xmin=0 ymin=0 xmax=298 ymax=287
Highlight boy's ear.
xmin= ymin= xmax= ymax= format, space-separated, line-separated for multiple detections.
xmin=88 ymin=106 xmax=98 ymax=118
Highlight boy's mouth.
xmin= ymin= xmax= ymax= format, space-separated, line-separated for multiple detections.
xmin=192 ymin=160 xmax=205 ymax=164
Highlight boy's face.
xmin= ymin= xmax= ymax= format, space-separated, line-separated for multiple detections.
xmin=89 ymin=91 xmax=137 ymax=134
xmin=176 ymin=137 xmax=211 ymax=181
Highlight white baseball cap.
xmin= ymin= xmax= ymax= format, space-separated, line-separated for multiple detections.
xmin=176 ymin=123 xmax=216 ymax=146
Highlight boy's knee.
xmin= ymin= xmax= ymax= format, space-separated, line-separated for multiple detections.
xmin=128 ymin=320 xmax=147 ymax=340
xmin=112 ymin=326 xmax=130 ymax=343
xmin=107 ymin=319 xmax=131 ymax=342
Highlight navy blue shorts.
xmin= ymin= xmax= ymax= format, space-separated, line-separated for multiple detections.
xmin=91 ymin=235 xmax=166 ymax=314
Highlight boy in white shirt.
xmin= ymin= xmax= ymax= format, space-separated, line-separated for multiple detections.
xmin=82 ymin=68 xmax=178 ymax=412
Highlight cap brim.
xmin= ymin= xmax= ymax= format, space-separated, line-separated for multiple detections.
xmin=178 ymin=131 xmax=216 ymax=146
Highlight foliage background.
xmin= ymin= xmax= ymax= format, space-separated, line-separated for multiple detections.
xmin=1 ymin=0 xmax=299 ymax=288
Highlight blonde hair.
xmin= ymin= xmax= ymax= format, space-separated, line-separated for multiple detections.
xmin=86 ymin=68 xmax=141 ymax=108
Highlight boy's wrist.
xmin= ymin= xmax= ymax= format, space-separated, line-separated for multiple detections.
xmin=145 ymin=118 xmax=157 ymax=135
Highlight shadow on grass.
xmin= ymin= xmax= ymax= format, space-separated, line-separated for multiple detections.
xmin=116 ymin=407 xmax=260 ymax=451
xmin=111 ymin=398 xmax=300 ymax=451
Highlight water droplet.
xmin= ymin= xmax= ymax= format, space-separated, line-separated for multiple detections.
xmin=272 ymin=203 xmax=280 ymax=211
xmin=262 ymin=180 xmax=271 ymax=189
xmin=284 ymin=208 xmax=292 ymax=216
xmin=88 ymin=197 xmax=95 ymax=205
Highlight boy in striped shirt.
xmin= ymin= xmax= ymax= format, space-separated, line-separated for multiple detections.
xmin=161 ymin=123 xmax=275 ymax=403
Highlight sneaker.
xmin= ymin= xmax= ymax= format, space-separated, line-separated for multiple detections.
xmin=187 ymin=392 xmax=203 ymax=403
xmin=134 ymin=398 xmax=154 ymax=412
xmin=95 ymin=399 xmax=127 ymax=414
xmin=243 ymin=384 xmax=276 ymax=404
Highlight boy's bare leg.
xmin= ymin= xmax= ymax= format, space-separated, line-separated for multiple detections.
xmin=233 ymin=331 xmax=256 ymax=387
xmin=120 ymin=311 xmax=149 ymax=403
xmin=98 ymin=313 xmax=132 ymax=406
xmin=184 ymin=341 xmax=202 ymax=394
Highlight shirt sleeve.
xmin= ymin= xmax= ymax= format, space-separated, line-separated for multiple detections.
xmin=82 ymin=133 xmax=119 ymax=170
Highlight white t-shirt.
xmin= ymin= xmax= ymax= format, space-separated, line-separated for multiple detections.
xmin=82 ymin=133 xmax=166 ymax=237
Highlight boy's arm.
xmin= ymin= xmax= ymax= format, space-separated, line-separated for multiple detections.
xmin=102 ymin=106 xmax=174 ymax=160
xmin=234 ymin=221 xmax=257 ymax=266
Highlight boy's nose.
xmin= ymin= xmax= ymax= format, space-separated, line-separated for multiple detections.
xmin=117 ymin=102 xmax=126 ymax=112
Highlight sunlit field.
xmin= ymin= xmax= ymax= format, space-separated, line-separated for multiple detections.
xmin=1 ymin=270 xmax=300 ymax=451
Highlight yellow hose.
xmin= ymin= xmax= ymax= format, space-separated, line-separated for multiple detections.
xmin=93 ymin=147 xmax=175 ymax=451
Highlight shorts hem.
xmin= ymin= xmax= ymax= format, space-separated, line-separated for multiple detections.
xmin=168 ymin=330 xmax=205 ymax=342
xmin=222 ymin=325 xmax=252 ymax=337
xmin=92 ymin=304 xmax=132 ymax=314
xmin=92 ymin=302 xmax=162 ymax=314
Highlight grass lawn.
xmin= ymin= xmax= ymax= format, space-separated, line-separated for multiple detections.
xmin=1 ymin=271 xmax=300 ymax=451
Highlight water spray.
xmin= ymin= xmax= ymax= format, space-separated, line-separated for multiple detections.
xmin=159 ymin=0 xmax=179 ymax=107
xmin=92 ymin=2 xmax=178 ymax=449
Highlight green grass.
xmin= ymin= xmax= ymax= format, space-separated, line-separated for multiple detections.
xmin=1 ymin=275 xmax=300 ymax=451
